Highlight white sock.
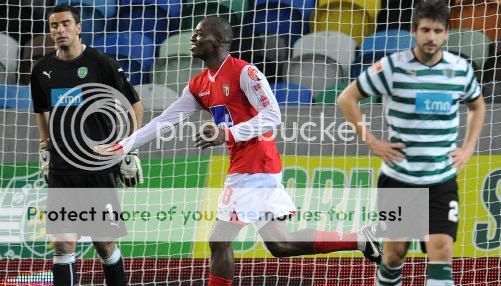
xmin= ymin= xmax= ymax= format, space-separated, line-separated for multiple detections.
xmin=101 ymin=246 xmax=121 ymax=265
xmin=53 ymin=253 xmax=75 ymax=264
xmin=426 ymin=279 xmax=454 ymax=286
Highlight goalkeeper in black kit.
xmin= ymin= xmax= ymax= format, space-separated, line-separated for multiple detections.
xmin=30 ymin=4 xmax=144 ymax=286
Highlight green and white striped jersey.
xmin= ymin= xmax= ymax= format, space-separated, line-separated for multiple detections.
xmin=357 ymin=49 xmax=481 ymax=185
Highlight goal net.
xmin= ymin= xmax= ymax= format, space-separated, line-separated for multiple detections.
xmin=0 ymin=0 xmax=499 ymax=285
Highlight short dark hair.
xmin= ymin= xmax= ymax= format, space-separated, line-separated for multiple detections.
xmin=203 ymin=16 xmax=233 ymax=50
xmin=48 ymin=4 xmax=81 ymax=24
xmin=412 ymin=0 xmax=450 ymax=30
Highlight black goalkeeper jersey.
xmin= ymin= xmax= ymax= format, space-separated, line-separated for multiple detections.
xmin=30 ymin=46 xmax=140 ymax=174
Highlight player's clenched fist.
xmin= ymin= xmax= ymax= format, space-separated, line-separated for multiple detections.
xmin=39 ymin=140 xmax=50 ymax=183
xmin=195 ymin=124 xmax=228 ymax=149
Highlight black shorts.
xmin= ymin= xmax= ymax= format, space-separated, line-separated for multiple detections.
xmin=377 ymin=173 xmax=459 ymax=241
xmin=46 ymin=173 xmax=127 ymax=239
xmin=48 ymin=172 xmax=118 ymax=188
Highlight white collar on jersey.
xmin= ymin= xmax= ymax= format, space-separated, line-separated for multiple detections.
xmin=208 ymin=54 xmax=230 ymax=82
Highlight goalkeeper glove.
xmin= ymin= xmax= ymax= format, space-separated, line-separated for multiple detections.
xmin=39 ymin=140 xmax=49 ymax=184
xmin=119 ymin=149 xmax=143 ymax=187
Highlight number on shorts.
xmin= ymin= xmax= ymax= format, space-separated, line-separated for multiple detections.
xmin=448 ymin=201 xmax=459 ymax=222
xmin=221 ymin=187 xmax=234 ymax=205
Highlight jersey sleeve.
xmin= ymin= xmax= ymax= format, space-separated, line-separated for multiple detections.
xmin=356 ymin=56 xmax=393 ymax=97
xmin=462 ymin=62 xmax=481 ymax=102
xmin=104 ymin=56 xmax=140 ymax=105
xmin=30 ymin=64 xmax=49 ymax=113
xmin=119 ymin=86 xmax=203 ymax=153
xmin=228 ymin=65 xmax=281 ymax=143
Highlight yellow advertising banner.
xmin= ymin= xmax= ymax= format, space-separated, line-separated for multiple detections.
xmin=192 ymin=155 xmax=501 ymax=258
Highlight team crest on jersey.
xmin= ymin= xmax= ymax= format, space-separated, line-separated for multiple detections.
xmin=248 ymin=66 xmax=261 ymax=81
xmin=77 ymin=67 xmax=88 ymax=79
xmin=223 ymin=84 xmax=230 ymax=97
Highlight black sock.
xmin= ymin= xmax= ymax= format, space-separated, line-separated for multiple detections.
xmin=102 ymin=256 xmax=126 ymax=286
xmin=52 ymin=261 xmax=77 ymax=286
xmin=101 ymin=246 xmax=126 ymax=286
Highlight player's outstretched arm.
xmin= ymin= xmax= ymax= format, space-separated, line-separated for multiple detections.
xmin=449 ymin=95 xmax=485 ymax=172
xmin=337 ymin=81 xmax=404 ymax=166
xmin=95 ymin=86 xmax=203 ymax=155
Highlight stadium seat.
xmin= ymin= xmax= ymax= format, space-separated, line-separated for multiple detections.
xmin=134 ymin=84 xmax=179 ymax=110
xmin=351 ymin=29 xmax=415 ymax=78
xmin=153 ymin=32 xmax=205 ymax=93
xmin=283 ymin=54 xmax=344 ymax=96
xmin=314 ymin=81 xmax=380 ymax=104
xmin=243 ymin=4 xmax=305 ymax=46
xmin=360 ymin=30 xmax=414 ymax=59
xmin=311 ymin=0 xmax=382 ymax=44
xmin=55 ymin=0 xmax=117 ymax=44
xmin=0 ymin=33 xmax=19 ymax=85
xmin=0 ymin=85 xmax=32 ymax=110
xmin=451 ymin=0 xmax=500 ymax=42
xmin=250 ymin=0 xmax=316 ymax=41
xmin=18 ymin=35 xmax=56 ymax=85
xmin=180 ymin=0 xmax=248 ymax=32
xmin=313 ymin=81 xmax=348 ymax=104
xmin=116 ymin=0 xmax=181 ymax=46
xmin=238 ymin=1 xmax=317 ymax=83
xmin=254 ymin=0 xmax=316 ymax=20
xmin=238 ymin=34 xmax=290 ymax=84
xmin=291 ymin=31 xmax=357 ymax=78
xmin=272 ymin=82 xmax=312 ymax=105
xmin=93 ymin=32 xmax=155 ymax=85
xmin=446 ymin=29 xmax=492 ymax=71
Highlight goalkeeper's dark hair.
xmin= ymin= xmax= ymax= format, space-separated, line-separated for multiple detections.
xmin=412 ymin=0 xmax=450 ymax=30
xmin=203 ymin=16 xmax=233 ymax=51
xmin=48 ymin=4 xmax=81 ymax=25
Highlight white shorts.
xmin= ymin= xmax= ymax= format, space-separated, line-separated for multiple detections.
xmin=217 ymin=172 xmax=297 ymax=230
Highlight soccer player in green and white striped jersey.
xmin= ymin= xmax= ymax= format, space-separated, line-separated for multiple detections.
xmin=337 ymin=0 xmax=485 ymax=285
